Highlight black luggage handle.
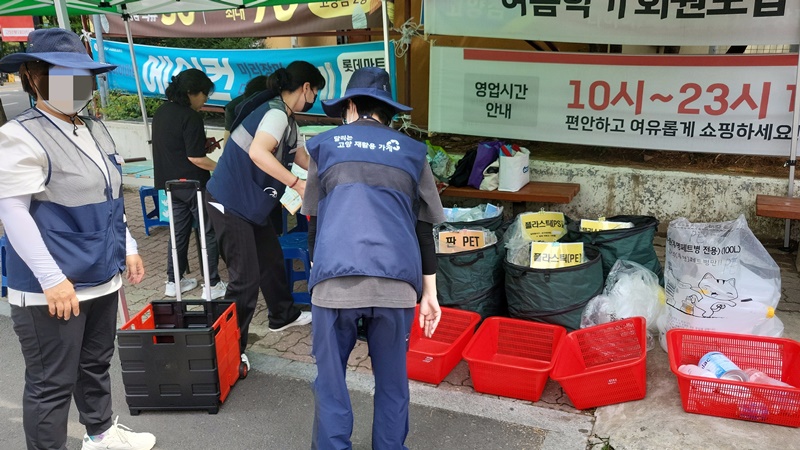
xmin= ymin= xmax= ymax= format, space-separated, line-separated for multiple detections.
xmin=165 ymin=179 xmax=201 ymax=192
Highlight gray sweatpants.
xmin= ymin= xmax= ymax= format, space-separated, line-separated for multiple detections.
xmin=11 ymin=292 xmax=118 ymax=450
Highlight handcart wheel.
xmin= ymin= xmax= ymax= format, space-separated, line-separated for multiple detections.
xmin=239 ymin=362 xmax=249 ymax=379
xmin=129 ymin=409 xmax=140 ymax=416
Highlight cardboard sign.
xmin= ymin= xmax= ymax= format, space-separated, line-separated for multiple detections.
xmin=518 ymin=212 xmax=566 ymax=242
xmin=438 ymin=230 xmax=486 ymax=254
xmin=531 ymin=242 xmax=584 ymax=269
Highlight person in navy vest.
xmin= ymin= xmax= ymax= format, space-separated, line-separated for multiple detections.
xmin=0 ymin=28 xmax=155 ymax=450
xmin=206 ymin=61 xmax=325 ymax=370
xmin=302 ymin=67 xmax=445 ymax=449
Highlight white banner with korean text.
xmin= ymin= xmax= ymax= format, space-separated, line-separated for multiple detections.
xmin=429 ymin=47 xmax=798 ymax=156
xmin=424 ymin=0 xmax=799 ymax=46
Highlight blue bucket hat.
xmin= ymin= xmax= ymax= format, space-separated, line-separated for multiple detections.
xmin=0 ymin=28 xmax=116 ymax=74
xmin=322 ymin=66 xmax=411 ymax=118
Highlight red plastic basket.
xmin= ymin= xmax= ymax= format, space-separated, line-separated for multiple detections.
xmin=667 ymin=328 xmax=800 ymax=427
xmin=407 ymin=306 xmax=481 ymax=385
xmin=462 ymin=317 xmax=566 ymax=402
xmin=551 ymin=317 xmax=647 ymax=410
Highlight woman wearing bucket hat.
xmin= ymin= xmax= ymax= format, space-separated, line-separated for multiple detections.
xmin=301 ymin=66 xmax=445 ymax=449
xmin=0 ymin=28 xmax=155 ymax=450
xmin=205 ymin=61 xmax=325 ymax=369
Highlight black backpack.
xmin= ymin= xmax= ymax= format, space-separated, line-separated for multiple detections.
xmin=448 ymin=148 xmax=477 ymax=187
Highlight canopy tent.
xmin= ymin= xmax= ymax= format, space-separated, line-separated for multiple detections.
xmin=0 ymin=0 xmax=393 ymax=154
xmin=0 ymin=0 xmax=338 ymax=16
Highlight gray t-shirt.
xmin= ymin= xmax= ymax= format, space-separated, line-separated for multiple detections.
xmin=302 ymin=155 xmax=445 ymax=309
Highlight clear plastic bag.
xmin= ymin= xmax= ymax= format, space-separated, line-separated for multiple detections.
xmin=581 ymin=259 xmax=666 ymax=351
xmin=503 ymin=217 xmax=532 ymax=266
xmin=659 ymin=215 xmax=783 ymax=351
xmin=442 ymin=204 xmax=503 ymax=223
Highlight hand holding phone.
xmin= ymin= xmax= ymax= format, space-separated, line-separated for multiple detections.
xmin=205 ymin=137 xmax=221 ymax=153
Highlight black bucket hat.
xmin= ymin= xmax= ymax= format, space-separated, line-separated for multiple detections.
xmin=0 ymin=28 xmax=116 ymax=74
xmin=322 ymin=66 xmax=411 ymax=118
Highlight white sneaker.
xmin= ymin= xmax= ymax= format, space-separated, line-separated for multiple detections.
xmin=241 ymin=353 xmax=251 ymax=371
xmin=206 ymin=281 xmax=227 ymax=300
xmin=164 ymin=277 xmax=197 ymax=297
xmin=269 ymin=311 xmax=312 ymax=332
xmin=81 ymin=417 xmax=156 ymax=450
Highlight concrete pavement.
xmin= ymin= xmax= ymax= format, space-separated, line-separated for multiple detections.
xmin=1 ymin=185 xmax=799 ymax=449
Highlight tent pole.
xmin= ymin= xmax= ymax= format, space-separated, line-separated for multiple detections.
xmin=381 ymin=0 xmax=390 ymax=73
xmin=122 ymin=7 xmax=152 ymax=157
xmin=91 ymin=15 xmax=110 ymax=109
xmin=783 ymin=50 xmax=800 ymax=250
xmin=54 ymin=0 xmax=70 ymax=30
xmin=404 ymin=0 xmax=411 ymax=107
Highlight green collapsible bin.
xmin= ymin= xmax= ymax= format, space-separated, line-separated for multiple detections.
xmin=446 ymin=214 xmax=504 ymax=232
xmin=436 ymin=241 xmax=506 ymax=320
xmin=566 ymin=215 xmax=663 ymax=285
xmin=435 ymin=210 xmax=507 ymax=320
xmin=504 ymin=246 xmax=603 ymax=331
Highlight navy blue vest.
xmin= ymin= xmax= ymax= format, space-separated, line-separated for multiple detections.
xmin=6 ymin=110 xmax=126 ymax=293
xmin=207 ymin=97 xmax=294 ymax=226
xmin=307 ymin=120 xmax=427 ymax=296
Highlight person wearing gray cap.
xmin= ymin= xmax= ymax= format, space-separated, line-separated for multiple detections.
xmin=302 ymin=67 xmax=445 ymax=449
xmin=0 ymin=28 xmax=155 ymax=450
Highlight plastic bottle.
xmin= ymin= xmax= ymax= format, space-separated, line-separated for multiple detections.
xmin=713 ymin=302 xmax=776 ymax=335
xmin=679 ymin=364 xmax=717 ymax=378
xmin=743 ymin=369 xmax=796 ymax=388
xmin=698 ymin=351 xmax=749 ymax=382
xmin=738 ymin=401 xmax=769 ymax=421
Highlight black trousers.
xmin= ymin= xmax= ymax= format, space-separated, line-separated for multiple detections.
xmin=166 ymin=188 xmax=220 ymax=285
xmin=11 ymin=292 xmax=119 ymax=450
xmin=205 ymin=192 xmax=301 ymax=352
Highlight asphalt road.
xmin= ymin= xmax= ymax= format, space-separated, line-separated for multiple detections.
xmin=0 ymin=305 xmax=551 ymax=450
xmin=0 ymin=80 xmax=30 ymax=120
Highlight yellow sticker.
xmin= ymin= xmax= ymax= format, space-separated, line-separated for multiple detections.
xmin=518 ymin=212 xmax=566 ymax=242
xmin=579 ymin=219 xmax=634 ymax=232
xmin=438 ymin=230 xmax=486 ymax=254
xmin=530 ymin=242 xmax=584 ymax=269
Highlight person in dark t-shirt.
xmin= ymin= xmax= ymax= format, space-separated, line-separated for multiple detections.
xmin=152 ymin=68 xmax=226 ymax=299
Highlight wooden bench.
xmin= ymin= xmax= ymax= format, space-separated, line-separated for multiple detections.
xmin=755 ymin=195 xmax=800 ymax=220
xmin=440 ymin=181 xmax=580 ymax=215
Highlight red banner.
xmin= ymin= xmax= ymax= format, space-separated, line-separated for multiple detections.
xmin=100 ymin=1 xmax=383 ymax=38
xmin=0 ymin=16 xmax=35 ymax=42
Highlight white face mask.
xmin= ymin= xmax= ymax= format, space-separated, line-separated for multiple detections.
xmin=46 ymin=66 xmax=94 ymax=115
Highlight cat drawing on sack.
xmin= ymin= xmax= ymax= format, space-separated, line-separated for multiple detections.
xmin=667 ymin=272 xmax=739 ymax=318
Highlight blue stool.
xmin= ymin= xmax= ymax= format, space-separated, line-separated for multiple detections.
xmin=278 ymin=232 xmax=311 ymax=305
xmin=1 ymin=235 xmax=8 ymax=297
xmin=282 ymin=209 xmax=308 ymax=235
xmin=139 ymin=186 xmax=169 ymax=236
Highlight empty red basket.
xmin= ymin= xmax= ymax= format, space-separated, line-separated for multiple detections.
xmin=462 ymin=317 xmax=566 ymax=402
xmin=407 ymin=306 xmax=480 ymax=385
xmin=551 ymin=316 xmax=647 ymax=410
xmin=667 ymin=328 xmax=800 ymax=427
